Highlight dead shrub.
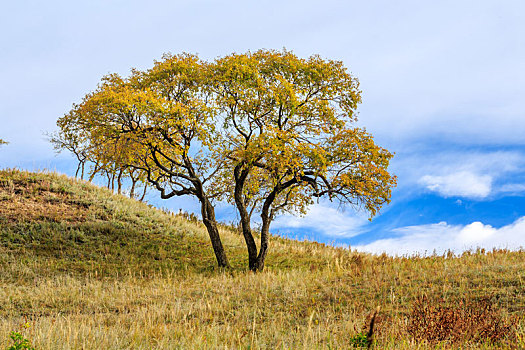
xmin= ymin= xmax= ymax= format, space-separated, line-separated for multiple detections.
xmin=406 ymin=294 xmax=518 ymax=345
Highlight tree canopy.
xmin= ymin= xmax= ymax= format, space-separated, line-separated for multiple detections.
xmin=54 ymin=49 xmax=396 ymax=271
xmin=209 ymin=50 xmax=396 ymax=270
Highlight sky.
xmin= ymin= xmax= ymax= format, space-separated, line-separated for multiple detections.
xmin=1 ymin=0 xmax=524 ymax=255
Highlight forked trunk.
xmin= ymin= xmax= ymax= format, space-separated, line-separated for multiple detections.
xmin=253 ymin=183 xmax=283 ymax=272
xmin=233 ymin=165 xmax=258 ymax=271
xmin=88 ymin=163 xmax=101 ymax=182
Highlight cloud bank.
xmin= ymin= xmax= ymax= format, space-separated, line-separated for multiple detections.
xmin=389 ymin=150 xmax=525 ymax=200
xmin=354 ymin=217 xmax=525 ymax=256
xmin=271 ymin=203 xmax=369 ymax=238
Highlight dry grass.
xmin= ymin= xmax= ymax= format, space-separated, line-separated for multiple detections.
xmin=1 ymin=169 xmax=524 ymax=349
xmin=0 ymin=174 xmax=89 ymax=223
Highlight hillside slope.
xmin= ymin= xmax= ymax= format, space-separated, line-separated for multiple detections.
xmin=0 ymin=169 xmax=524 ymax=349
xmin=0 ymin=168 xmax=230 ymax=277
xmin=0 ymin=169 xmax=330 ymax=277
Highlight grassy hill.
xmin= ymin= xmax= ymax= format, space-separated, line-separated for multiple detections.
xmin=0 ymin=169 xmax=524 ymax=349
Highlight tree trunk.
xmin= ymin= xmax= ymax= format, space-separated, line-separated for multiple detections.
xmin=234 ymin=165 xmax=258 ymax=271
xmin=145 ymin=150 xmax=230 ymax=269
xmin=200 ymin=197 xmax=230 ymax=268
xmin=255 ymin=211 xmax=271 ymax=271
xmin=110 ymin=172 xmax=116 ymax=191
xmin=117 ymin=169 xmax=123 ymax=195
xmin=129 ymin=179 xmax=136 ymax=199
xmin=238 ymin=208 xmax=258 ymax=271
xmin=139 ymin=185 xmax=147 ymax=202
xmin=253 ymin=181 xmax=291 ymax=272
xmin=202 ymin=218 xmax=230 ymax=268
xmin=88 ymin=163 xmax=100 ymax=182
xmin=75 ymin=162 xmax=81 ymax=178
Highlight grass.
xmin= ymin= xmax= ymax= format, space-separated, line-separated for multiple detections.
xmin=0 ymin=168 xmax=524 ymax=349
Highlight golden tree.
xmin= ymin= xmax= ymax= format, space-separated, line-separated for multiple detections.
xmin=57 ymin=55 xmax=230 ymax=268
xmin=210 ymin=50 xmax=397 ymax=271
xmin=56 ymin=50 xmax=396 ymax=271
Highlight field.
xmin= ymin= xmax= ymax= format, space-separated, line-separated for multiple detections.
xmin=0 ymin=169 xmax=524 ymax=349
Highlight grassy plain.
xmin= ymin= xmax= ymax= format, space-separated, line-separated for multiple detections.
xmin=0 ymin=169 xmax=524 ymax=349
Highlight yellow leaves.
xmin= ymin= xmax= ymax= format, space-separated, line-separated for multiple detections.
xmin=56 ymin=49 xmax=396 ymax=223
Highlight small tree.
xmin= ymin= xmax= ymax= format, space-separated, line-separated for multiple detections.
xmin=48 ymin=125 xmax=90 ymax=179
xmin=211 ymin=50 xmax=396 ymax=271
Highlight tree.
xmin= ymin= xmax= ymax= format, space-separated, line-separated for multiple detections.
xmin=210 ymin=50 xmax=396 ymax=271
xmin=57 ymin=54 xmax=230 ymax=268
xmin=55 ymin=50 xmax=396 ymax=271
xmin=48 ymin=124 xmax=90 ymax=179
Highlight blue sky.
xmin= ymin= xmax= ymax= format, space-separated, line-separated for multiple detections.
xmin=1 ymin=0 xmax=524 ymax=255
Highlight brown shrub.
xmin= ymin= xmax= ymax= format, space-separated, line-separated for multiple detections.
xmin=407 ymin=294 xmax=518 ymax=345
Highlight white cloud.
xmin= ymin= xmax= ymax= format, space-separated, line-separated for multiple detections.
xmin=419 ymin=171 xmax=492 ymax=199
xmin=272 ymin=203 xmax=369 ymax=237
xmin=498 ymin=183 xmax=525 ymax=195
xmin=390 ymin=150 xmax=525 ymax=200
xmin=354 ymin=217 xmax=525 ymax=256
